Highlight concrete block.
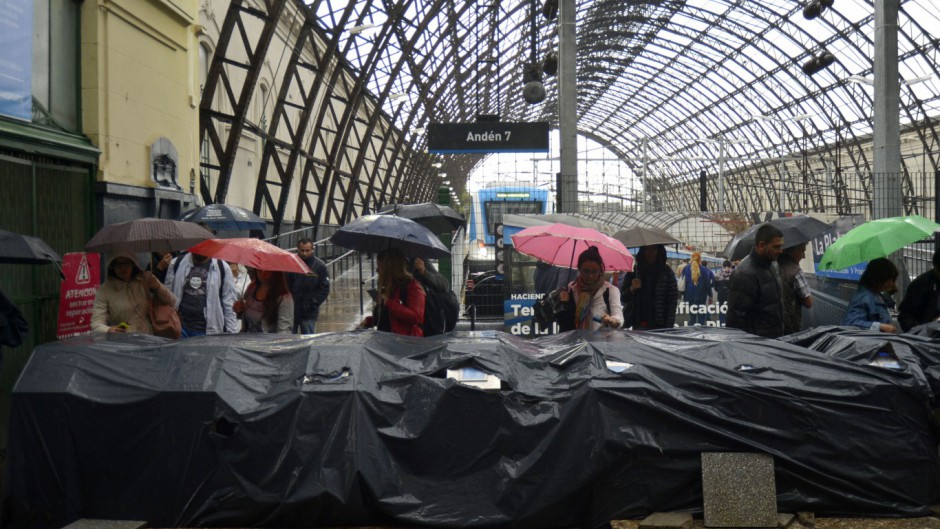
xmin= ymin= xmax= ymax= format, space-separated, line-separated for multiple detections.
xmin=62 ymin=520 xmax=147 ymax=529
xmin=796 ymin=511 xmax=815 ymax=526
xmin=639 ymin=511 xmax=693 ymax=529
xmin=702 ymin=452 xmax=777 ymax=527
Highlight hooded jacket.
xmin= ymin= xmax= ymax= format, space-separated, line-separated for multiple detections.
xmin=91 ymin=250 xmax=176 ymax=334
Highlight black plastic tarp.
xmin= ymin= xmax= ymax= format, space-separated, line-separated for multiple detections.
xmin=781 ymin=325 xmax=940 ymax=401
xmin=3 ymin=327 xmax=939 ymax=528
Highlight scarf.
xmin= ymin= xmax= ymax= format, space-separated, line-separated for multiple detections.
xmin=573 ymin=273 xmax=605 ymax=330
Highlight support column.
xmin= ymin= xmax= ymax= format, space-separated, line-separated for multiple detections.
xmin=557 ymin=0 xmax=578 ymax=213
xmin=641 ymin=137 xmax=649 ymax=212
xmin=717 ymin=137 xmax=726 ymax=211
xmin=872 ymin=0 xmax=902 ymax=219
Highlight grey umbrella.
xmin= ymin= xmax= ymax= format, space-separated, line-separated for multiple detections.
xmin=377 ymin=202 xmax=465 ymax=234
xmin=723 ymin=216 xmax=831 ymax=261
xmin=85 ymin=218 xmax=215 ymax=254
xmin=330 ymin=214 xmax=450 ymax=259
xmin=612 ymin=226 xmax=682 ymax=248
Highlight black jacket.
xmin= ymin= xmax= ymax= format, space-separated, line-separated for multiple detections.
xmin=621 ymin=260 xmax=678 ymax=330
xmin=898 ymin=269 xmax=940 ymax=331
xmin=289 ymin=254 xmax=330 ymax=320
xmin=726 ymin=250 xmax=784 ymax=338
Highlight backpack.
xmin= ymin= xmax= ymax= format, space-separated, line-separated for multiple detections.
xmin=714 ymin=273 xmax=731 ymax=298
xmin=400 ymin=282 xmax=453 ymax=336
xmin=440 ymin=289 xmax=460 ymax=332
xmin=533 ymin=290 xmax=559 ymax=329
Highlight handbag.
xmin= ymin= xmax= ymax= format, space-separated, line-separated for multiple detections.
xmin=677 ymin=273 xmax=686 ymax=293
xmin=150 ymin=295 xmax=181 ymax=339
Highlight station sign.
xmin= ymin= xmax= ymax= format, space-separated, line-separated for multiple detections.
xmin=427 ymin=122 xmax=550 ymax=153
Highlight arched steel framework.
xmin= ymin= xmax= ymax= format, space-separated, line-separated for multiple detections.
xmin=199 ymin=0 xmax=940 ymax=236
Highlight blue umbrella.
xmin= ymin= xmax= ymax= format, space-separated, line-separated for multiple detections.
xmin=330 ymin=215 xmax=450 ymax=259
xmin=179 ymin=204 xmax=267 ymax=231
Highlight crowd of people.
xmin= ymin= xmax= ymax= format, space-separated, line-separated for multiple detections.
xmin=539 ymin=222 xmax=940 ymax=338
xmin=91 ymin=238 xmax=331 ymax=337
xmin=10 ymin=221 xmax=940 ymax=346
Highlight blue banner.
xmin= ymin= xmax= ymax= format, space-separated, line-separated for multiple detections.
xmin=812 ymin=216 xmax=867 ymax=281
xmin=0 ymin=0 xmax=33 ymax=121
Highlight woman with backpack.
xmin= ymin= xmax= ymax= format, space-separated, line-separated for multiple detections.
xmin=554 ymin=246 xmax=623 ymax=331
xmin=361 ymin=248 xmax=425 ymax=336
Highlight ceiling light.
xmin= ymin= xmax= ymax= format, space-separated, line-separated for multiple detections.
xmin=431 ymin=162 xmax=442 ymax=168
xmin=389 ymin=93 xmax=407 ymax=101
xmin=411 ymin=127 xmax=426 ymax=135
xmin=803 ymin=0 xmax=834 ymax=20
xmin=802 ymin=50 xmax=836 ymax=76
xmin=846 ymin=75 xmax=874 ymax=85
xmin=348 ymin=23 xmax=377 ymax=35
xmin=750 ymin=114 xmax=812 ymax=123
xmin=903 ymin=74 xmax=933 ymax=86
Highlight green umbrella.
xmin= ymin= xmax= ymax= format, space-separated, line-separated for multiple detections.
xmin=818 ymin=215 xmax=940 ymax=271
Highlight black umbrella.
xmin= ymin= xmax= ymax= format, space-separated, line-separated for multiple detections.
xmin=724 ymin=216 xmax=831 ymax=261
xmin=0 ymin=229 xmax=64 ymax=277
xmin=179 ymin=204 xmax=267 ymax=231
xmin=612 ymin=226 xmax=681 ymax=248
xmin=330 ymin=214 xmax=450 ymax=258
xmin=0 ymin=230 xmax=62 ymax=265
xmin=377 ymin=202 xmax=465 ymax=234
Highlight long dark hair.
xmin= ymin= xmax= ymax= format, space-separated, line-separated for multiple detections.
xmin=859 ymin=257 xmax=898 ymax=290
xmin=378 ymin=248 xmax=413 ymax=298
xmin=576 ymin=245 xmax=605 ymax=270
xmin=256 ymin=270 xmax=289 ymax=326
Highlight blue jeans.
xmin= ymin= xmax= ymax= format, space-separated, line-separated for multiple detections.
xmin=293 ymin=319 xmax=317 ymax=334
xmin=181 ymin=327 xmax=206 ymax=338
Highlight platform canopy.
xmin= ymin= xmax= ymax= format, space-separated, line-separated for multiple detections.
xmin=200 ymin=0 xmax=940 ymax=233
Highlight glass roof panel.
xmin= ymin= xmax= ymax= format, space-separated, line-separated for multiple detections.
xmin=305 ymin=0 xmax=939 ymax=196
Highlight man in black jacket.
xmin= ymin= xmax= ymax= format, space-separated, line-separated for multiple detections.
xmin=290 ymin=238 xmax=330 ymax=334
xmin=727 ymin=224 xmax=785 ymax=338
xmin=898 ymin=249 xmax=940 ymax=331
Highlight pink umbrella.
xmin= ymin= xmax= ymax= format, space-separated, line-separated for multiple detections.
xmin=187 ymin=238 xmax=312 ymax=274
xmin=511 ymin=223 xmax=634 ymax=271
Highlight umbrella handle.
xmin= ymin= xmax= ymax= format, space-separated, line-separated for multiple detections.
xmin=51 ymin=259 xmax=65 ymax=280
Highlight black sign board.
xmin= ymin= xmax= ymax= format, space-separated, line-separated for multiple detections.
xmin=428 ymin=122 xmax=550 ymax=153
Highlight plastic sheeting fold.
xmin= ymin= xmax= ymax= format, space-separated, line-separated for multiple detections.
xmin=3 ymin=327 xmax=939 ymax=528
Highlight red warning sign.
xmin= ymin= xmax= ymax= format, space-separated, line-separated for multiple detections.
xmin=56 ymin=252 xmax=101 ymax=339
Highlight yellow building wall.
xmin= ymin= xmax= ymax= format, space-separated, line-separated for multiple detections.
xmin=82 ymin=0 xmax=199 ymax=188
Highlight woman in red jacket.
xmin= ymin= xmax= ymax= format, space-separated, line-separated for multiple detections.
xmin=361 ymin=248 xmax=425 ymax=336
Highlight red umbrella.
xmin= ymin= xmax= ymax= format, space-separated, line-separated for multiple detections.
xmin=511 ymin=223 xmax=634 ymax=272
xmin=187 ymin=238 xmax=312 ymax=274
